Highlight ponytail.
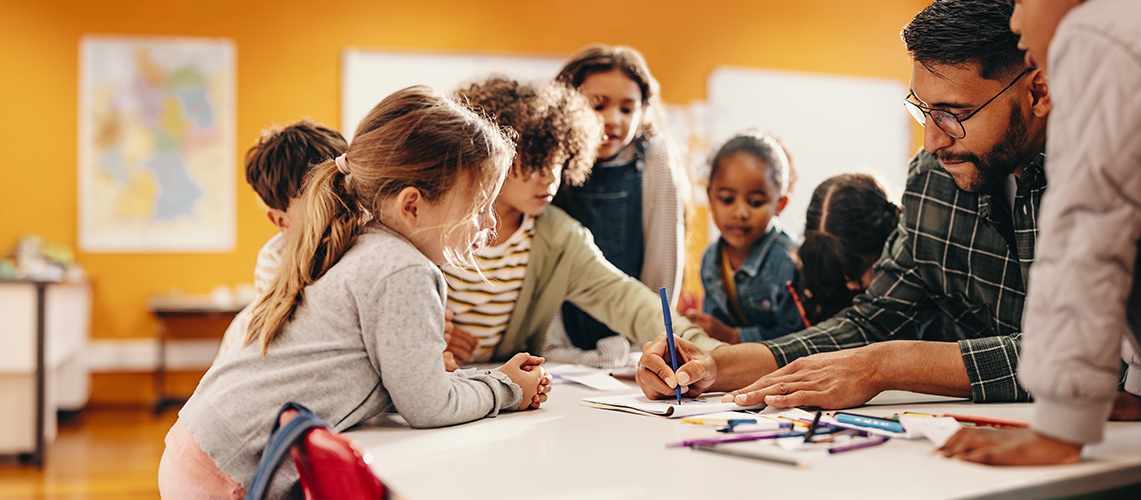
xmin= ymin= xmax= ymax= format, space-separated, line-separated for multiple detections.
xmin=798 ymin=173 xmax=900 ymax=324
xmin=246 ymin=160 xmax=366 ymax=354
xmin=243 ymin=85 xmax=514 ymax=355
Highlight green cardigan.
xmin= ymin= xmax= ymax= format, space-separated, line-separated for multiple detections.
xmin=490 ymin=206 xmax=723 ymax=362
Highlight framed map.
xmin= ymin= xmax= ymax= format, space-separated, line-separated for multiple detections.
xmin=79 ymin=36 xmax=235 ymax=252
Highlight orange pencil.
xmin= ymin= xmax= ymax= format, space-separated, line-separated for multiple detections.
xmin=786 ymin=281 xmax=811 ymax=328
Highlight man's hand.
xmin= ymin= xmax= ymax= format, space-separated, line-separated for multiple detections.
xmin=938 ymin=428 xmax=1082 ymax=465
xmin=444 ymin=326 xmax=479 ymax=365
xmin=684 ymin=310 xmax=740 ymax=344
xmin=636 ymin=333 xmax=718 ymax=399
xmin=720 ymin=346 xmax=885 ymax=409
xmin=1110 ymin=391 xmax=1141 ymax=421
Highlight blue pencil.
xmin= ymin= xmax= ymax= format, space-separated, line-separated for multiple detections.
xmin=659 ymin=287 xmax=683 ymax=405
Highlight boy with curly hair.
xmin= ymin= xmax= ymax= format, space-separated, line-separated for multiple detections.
xmin=442 ymin=76 xmax=720 ymax=367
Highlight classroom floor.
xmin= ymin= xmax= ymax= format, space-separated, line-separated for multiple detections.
xmin=0 ymin=406 xmax=176 ymax=500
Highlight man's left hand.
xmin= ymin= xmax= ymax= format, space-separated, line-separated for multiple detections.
xmin=720 ymin=345 xmax=884 ymax=408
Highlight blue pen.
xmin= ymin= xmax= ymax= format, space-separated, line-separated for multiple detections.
xmin=659 ymin=287 xmax=683 ymax=405
xmin=835 ymin=412 xmax=905 ymax=433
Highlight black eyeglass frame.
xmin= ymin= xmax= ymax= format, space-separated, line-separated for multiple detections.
xmin=905 ymin=66 xmax=1036 ymax=140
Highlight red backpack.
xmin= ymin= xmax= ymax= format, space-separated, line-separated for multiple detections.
xmin=244 ymin=402 xmax=388 ymax=500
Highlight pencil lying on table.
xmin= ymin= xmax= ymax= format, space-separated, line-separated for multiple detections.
xmin=941 ymin=414 xmax=1030 ymax=428
xmin=691 ymin=444 xmax=809 ymax=468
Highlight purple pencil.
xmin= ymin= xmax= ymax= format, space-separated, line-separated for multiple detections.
xmin=666 ymin=430 xmax=803 ymax=448
xmin=828 ymin=435 xmax=889 ymax=454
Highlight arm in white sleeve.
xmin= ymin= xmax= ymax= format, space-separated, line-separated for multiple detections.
xmin=1019 ymin=19 xmax=1141 ymax=444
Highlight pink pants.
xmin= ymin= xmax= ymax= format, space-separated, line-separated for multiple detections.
xmin=158 ymin=419 xmax=246 ymax=500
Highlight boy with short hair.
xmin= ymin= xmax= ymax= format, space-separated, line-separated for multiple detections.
xmin=212 ymin=119 xmax=347 ymax=364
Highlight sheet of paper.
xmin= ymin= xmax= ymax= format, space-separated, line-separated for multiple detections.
xmin=561 ymin=371 xmax=630 ymax=391
xmin=546 ymin=365 xmax=632 ymax=391
xmin=582 ymin=393 xmax=765 ymax=418
xmin=863 ymin=390 xmax=969 ymax=406
xmin=900 ymin=416 xmax=962 ymax=447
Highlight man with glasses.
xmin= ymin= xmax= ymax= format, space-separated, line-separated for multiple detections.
xmin=636 ymin=0 xmax=1055 ymax=408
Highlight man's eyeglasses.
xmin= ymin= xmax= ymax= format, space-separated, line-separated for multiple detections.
xmin=905 ymin=67 xmax=1036 ymax=140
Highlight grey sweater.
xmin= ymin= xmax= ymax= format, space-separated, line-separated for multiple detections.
xmin=179 ymin=223 xmax=523 ymax=497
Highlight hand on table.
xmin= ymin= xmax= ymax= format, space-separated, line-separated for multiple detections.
xmin=444 ymin=325 xmax=479 ymax=365
xmin=442 ymin=351 xmax=459 ymax=372
xmin=497 ymin=353 xmax=551 ymax=411
xmin=1110 ymin=391 xmax=1141 ymax=421
xmin=521 ymin=353 xmax=553 ymax=409
xmin=720 ymin=346 xmax=882 ymax=409
xmin=684 ymin=310 xmax=740 ymax=344
xmin=937 ymin=428 xmax=1082 ymax=465
xmin=636 ymin=332 xmax=718 ymax=400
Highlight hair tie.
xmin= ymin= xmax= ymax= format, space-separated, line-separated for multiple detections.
xmin=334 ymin=154 xmax=351 ymax=175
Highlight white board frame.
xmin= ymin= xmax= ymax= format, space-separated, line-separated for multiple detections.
xmin=706 ymin=66 xmax=913 ymax=241
xmin=341 ymin=49 xmax=567 ymax=140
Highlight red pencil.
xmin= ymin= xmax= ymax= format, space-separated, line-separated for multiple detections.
xmin=942 ymin=414 xmax=1030 ymax=428
xmin=786 ymin=281 xmax=811 ymax=328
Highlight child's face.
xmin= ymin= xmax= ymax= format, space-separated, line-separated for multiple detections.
xmin=708 ymin=153 xmax=788 ymax=253
xmin=415 ymin=177 xmax=499 ymax=265
xmin=1009 ymin=0 xmax=1082 ymax=73
xmin=495 ymin=160 xmax=562 ymax=219
xmin=579 ymin=69 xmax=643 ymax=161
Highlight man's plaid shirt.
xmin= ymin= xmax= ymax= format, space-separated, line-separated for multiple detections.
xmin=762 ymin=150 xmax=1047 ymax=402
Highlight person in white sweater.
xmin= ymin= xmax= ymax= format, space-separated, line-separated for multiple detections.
xmin=939 ymin=0 xmax=1141 ymax=465
xmin=159 ymin=86 xmax=551 ymax=499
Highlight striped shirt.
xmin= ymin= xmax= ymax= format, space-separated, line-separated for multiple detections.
xmin=443 ymin=215 xmax=535 ymax=363
xmin=254 ymin=232 xmax=285 ymax=296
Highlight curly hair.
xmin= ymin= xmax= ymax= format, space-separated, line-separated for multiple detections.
xmin=457 ymin=76 xmax=603 ymax=186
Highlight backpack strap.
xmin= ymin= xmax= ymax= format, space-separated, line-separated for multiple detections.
xmin=244 ymin=402 xmax=328 ymax=500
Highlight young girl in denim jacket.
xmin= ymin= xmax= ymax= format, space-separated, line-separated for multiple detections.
xmin=685 ymin=131 xmax=804 ymax=344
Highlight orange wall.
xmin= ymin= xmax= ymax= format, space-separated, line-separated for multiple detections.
xmin=0 ymin=0 xmax=927 ymax=341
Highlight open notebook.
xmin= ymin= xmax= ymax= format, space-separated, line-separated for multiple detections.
xmin=582 ymin=393 xmax=765 ymax=418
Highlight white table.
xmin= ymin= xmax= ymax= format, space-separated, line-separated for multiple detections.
xmin=347 ymin=376 xmax=1141 ymax=500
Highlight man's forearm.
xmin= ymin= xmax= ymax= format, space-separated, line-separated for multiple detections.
xmin=876 ymin=341 xmax=972 ymax=398
xmin=706 ymin=343 xmax=779 ymax=393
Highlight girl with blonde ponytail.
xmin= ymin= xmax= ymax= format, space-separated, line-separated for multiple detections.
xmin=159 ymin=86 xmax=552 ymax=500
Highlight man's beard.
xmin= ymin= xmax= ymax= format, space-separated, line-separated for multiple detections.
xmin=939 ymin=103 xmax=1029 ymax=193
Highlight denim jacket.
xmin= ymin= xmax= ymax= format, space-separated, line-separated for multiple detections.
xmin=699 ymin=220 xmax=804 ymax=342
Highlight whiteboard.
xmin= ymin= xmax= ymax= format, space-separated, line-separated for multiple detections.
xmin=706 ymin=67 xmax=913 ymax=240
xmin=341 ymin=49 xmax=567 ymax=140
